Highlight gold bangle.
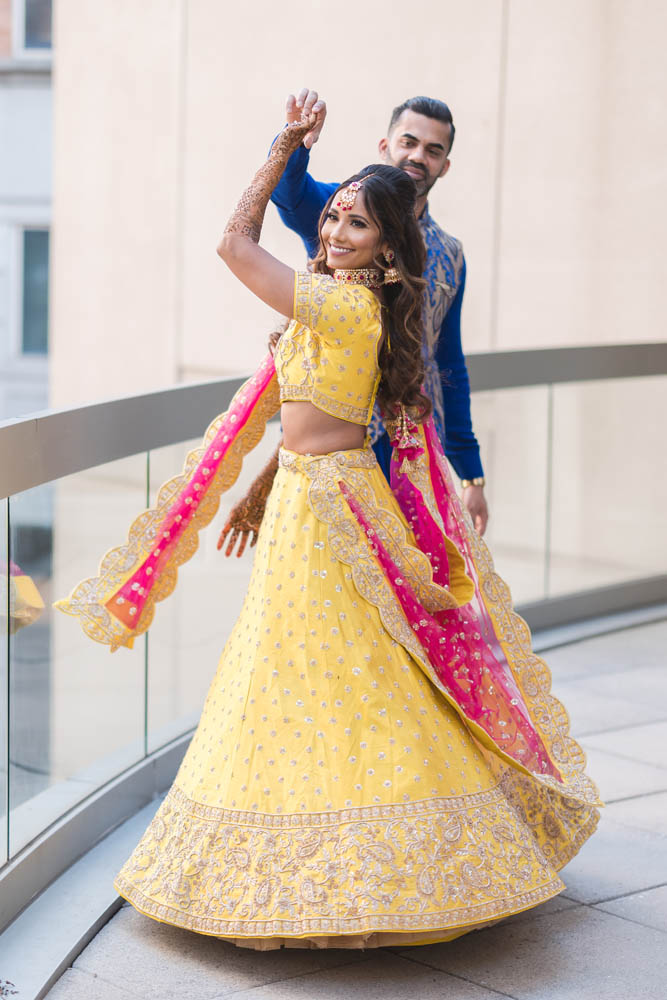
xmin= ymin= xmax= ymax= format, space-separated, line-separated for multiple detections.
xmin=461 ymin=477 xmax=485 ymax=489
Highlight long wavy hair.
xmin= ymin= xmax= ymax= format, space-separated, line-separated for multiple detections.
xmin=310 ymin=164 xmax=431 ymax=422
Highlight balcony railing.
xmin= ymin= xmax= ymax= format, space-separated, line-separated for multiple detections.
xmin=1 ymin=342 xmax=666 ymax=932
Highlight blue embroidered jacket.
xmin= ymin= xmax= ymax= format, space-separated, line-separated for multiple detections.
xmin=271 ymin=145 xmax=484 ymax=481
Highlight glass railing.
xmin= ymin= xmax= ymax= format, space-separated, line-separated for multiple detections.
xmin=1 ymin=344 xmax=666 ymax=925
xmin=473 ymin=373 xmax=667 ymax=604
xmin=4 ymin=421 xmax=286 ymax=858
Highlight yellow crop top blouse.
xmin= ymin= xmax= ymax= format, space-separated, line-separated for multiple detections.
xmin=275 ymin=271 xmax=383 ymax=426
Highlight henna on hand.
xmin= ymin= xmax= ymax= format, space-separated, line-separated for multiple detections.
xmin=223 ymin=117 xmax=316 ymax=246
xmin=217 ymin=444 xmax=281 ymax=557
xmin=268 ymin=319 xmax=289 ymax=355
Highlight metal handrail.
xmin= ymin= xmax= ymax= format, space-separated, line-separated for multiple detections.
xmin=2 ymin=343 xmax=666 ymax=499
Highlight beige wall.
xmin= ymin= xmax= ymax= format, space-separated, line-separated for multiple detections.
xmin=497 ymin=0 xmax=667 ymax=351
xmin=51 ymin=0 xmax=667 ymax=405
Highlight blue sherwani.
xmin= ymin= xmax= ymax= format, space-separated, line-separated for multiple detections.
xmin=271 ymin=145 xmax=484 ymax=482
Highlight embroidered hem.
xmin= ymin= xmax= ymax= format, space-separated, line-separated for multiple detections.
xmin=280 ymin=383 xmax=372 ymax=426
xmin=114 ymin=783 xmax=566 ymax=941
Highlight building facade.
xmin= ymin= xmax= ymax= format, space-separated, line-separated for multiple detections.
xmin=0 ymin=0 xmax=52 ymax=421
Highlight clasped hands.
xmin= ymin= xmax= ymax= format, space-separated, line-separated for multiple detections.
xmin=285 ymin=87 xmax=327 ymax=149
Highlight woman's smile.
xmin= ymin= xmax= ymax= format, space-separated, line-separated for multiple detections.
xmin=327 ymin=242 xmax=355 ymax=257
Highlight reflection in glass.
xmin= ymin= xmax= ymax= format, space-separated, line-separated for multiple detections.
xmin=468 ymin=386 xmax=549 ymax=605
xmin=550 ymin=376 xmax=667 ymax=596
xmin=24 ymin=0 xmax=52 ymax=49
xmin=146 ymin=423 xmax=282 ymax=753
xmin=22 ymin=230 xmax=50 ymax=355
xmin=1 ymin=499 xmax=8 ymax=865
xmin=9 ymin=456 xmax=147 ymax=855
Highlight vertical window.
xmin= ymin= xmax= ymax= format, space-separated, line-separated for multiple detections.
xmin=22 ymin=229 xmax=49 ymax=355
xmin=24 ymin=0 xmax=52 ymax=50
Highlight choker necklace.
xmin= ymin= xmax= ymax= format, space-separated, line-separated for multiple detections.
xmin=333 ymin=267 xmax=384 ymax=289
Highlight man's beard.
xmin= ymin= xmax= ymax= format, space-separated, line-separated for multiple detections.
xmin=386 ymin=153 xmax=434 ymax=197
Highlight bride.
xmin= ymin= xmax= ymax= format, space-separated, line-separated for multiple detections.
xmin=58 ymin=107 xmax=600 ymax=949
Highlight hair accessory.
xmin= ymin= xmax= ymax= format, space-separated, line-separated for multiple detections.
xmin=336 ymin=173 xmax=376 ymax=212
xmin=333 ymin=267 xmax=384 ymax=289
xmin=337 ymin=181 xmax=363 ymax=212
xmin=383 ymin=249 xmax=401 ymax=285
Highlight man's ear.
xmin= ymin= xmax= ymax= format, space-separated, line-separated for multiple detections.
xmin=378 ymin=137 xmax=389 ymax=160
xmin=439 ymin=158 xmax=451 ymax=179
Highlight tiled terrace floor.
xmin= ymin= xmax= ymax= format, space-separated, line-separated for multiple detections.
xmin=46 ymin=620 xmax=667 ymax=1000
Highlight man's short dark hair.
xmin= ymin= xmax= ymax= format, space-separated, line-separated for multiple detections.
xmin=388 ymin=97 xmax=455 ymax=154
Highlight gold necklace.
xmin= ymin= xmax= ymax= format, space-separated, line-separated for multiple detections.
xmin=333 ymin=267 xmax=384 ymax=289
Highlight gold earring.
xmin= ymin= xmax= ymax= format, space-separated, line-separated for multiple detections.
xmin=383 ymin=249 xmax=401 ymax=285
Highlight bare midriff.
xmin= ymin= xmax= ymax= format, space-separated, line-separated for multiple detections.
xmin=280 ymin=401 xmax=366 ymax=455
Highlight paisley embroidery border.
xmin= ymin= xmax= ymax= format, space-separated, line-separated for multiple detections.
xmin=114 ymin=782 xmax=565 ymax=939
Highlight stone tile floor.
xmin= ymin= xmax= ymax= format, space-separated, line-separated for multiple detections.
xmin=45 ymin=620 xmax=667 ymax=1000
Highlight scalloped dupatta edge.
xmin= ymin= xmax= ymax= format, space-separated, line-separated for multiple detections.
xmin=55 ymin=354 xmax=280 ymax=651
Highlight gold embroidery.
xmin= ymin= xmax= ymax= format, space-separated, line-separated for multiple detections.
xmin=278 ymin=273 xmax=382 ymax=427
xmin=279 ymin=384 xmax=373 ymax=425
xmin=113 ymin=446 xmax=598 ymax=945
xmin=281 ymin=448 xmax=458 ymax=618
xmin=496 ymin=767 xmax=599 ymax=872
xmin=115 ymin=783 xmax=564 ymax=939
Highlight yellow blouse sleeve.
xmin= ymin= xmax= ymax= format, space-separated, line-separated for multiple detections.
xmin=293 ymin=271 xmax=379 ymax=343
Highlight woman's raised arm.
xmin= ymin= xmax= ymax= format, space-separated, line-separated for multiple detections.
xmin=217 ymin=113 xmax=319 ymax=317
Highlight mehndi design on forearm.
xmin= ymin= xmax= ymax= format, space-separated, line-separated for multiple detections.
xmin=224 ymin=443 xmax=281 ymax=546
xmin=224 ymin=119 xmax=315 ymax=243
xmin=241 ymin=442 xmax=280 ymax=527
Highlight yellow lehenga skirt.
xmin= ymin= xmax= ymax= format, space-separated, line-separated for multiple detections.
xmin=114 ymin=446 xmax=599 ymax=949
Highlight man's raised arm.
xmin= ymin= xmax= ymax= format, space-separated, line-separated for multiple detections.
xmin=270 ymin=89 xmax=338 ymax=258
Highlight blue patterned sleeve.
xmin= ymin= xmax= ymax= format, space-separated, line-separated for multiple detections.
xmin=435 ymin=258 xmax=485 ymax=480
xmin=270 ymin=142 xmax=338 ymax=258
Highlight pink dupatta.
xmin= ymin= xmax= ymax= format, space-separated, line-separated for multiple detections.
xmin=56 ymin=354 xmax=280 ymax=650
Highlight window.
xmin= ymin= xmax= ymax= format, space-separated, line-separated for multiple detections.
xmin=21 ymin=229 xmax=49 ymax=355
xmin=18 ymin=0 xmax=52 ymax=51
